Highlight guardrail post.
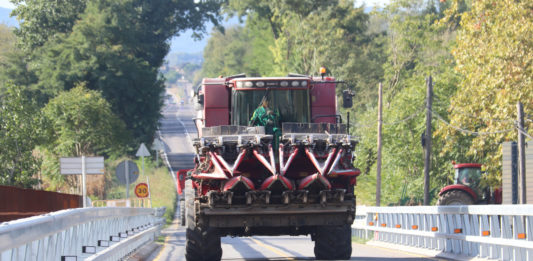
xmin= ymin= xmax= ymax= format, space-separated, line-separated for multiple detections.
xmin=502 ymin=215 xmax=512 ymax=260
xmin=513 ymin=216 xmax=526 ymax=260
xmin=490 ymin=214 xmax=501 ymax=259
xmin=525 ymin=216 xmax=533 ymax=260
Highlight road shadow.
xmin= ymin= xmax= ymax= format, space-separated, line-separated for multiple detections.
xmin=251 ymin=237 xmax=307 ymax=258
xmin=222 ymin=237 xmax=268 ymax=260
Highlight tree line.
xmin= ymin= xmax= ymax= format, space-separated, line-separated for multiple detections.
xmin=0 ymin=0 xmax=223 ymax=189
xmin=199 ymin=0 xmax=532 ymax=205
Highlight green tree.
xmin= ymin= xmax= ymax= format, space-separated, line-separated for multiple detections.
xmin=43 ymin=85 xmax=128 ymax=157
xmin=438 ymin=0 xmax=533 ymax=184
xmin=41 ymin=85 xmax=128 ymax=187
xmin=6 ymin=0 xmax=225 ymax=145
xmin=353 ymin=0 xmax=461 ymax=205
xmin=0 ymin=84 xmax=48 ymax=188
xmin=11 ymin=0 xmax=88 ymax=52
xmin=201 ymin=26 xmax=250 ymax=77
xmin=0 ymin=24 xmax=16 ymax=64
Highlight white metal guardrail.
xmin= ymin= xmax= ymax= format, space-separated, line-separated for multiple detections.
xmin=0 ymin=207 xmax=165 ymax=261
xmin=352 ymin=205 xmax=533 ymax=261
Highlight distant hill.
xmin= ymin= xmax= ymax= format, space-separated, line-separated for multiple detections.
xmin=165 ymin=52 xmax=203 ymax=67
xmin=0 ymin=7 xmax=17 ymax=27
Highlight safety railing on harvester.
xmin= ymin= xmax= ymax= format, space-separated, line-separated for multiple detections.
xmin=352 ymin=205 xmax=533 ymax=261
xmin=0 ymin=207 xmax=165 ymax=261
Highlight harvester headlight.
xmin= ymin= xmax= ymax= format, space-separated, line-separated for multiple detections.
xmin=301 ymin=81 xmax=308 ymax=87
xmin=280 ymin=81 xmax=289 ymax=87
xmin=256 ymin=81 xmax=265 ymax=87
xmin=291 ymin=81 xmax=300 ymax=87
xmin=236 ymin=81 xmax=243 ymax=88
xmin=244 ymin=81 xmax=253 ymax=87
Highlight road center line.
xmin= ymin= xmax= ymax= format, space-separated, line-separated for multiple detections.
xmin=249 ymin=237 xmax=295 ymax=260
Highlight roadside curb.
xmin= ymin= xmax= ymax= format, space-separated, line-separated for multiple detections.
xmin=366 ymin=240 xmax=487 ymax=261
xmin=127 ymin=241 xmax=162 ymax=261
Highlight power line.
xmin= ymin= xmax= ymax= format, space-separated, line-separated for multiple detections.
xmin=382 ymin=106 xmax=425 ymax=126
xmin=432 ymin=96 xmax=516 ymax=123
xmin=350 ymin=105 xmax=425 ymax=129
xmin=433 ymin=104 xmax=515 ymax=124
xmin=516 ymin=126 xmax=533 ymax=140
xmin=429 ymin=108 xmax=515 ymax=136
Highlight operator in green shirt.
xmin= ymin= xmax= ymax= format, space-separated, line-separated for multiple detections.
xmin=250 ymin=97 xmax=281 ymax=151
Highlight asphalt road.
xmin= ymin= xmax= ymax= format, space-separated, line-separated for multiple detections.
xmin=154 ymin=93 xmax=443 ymax=261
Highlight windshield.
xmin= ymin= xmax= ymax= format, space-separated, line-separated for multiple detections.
xmin=455 ymin=167 xmax=481 ymax=187
xmin=232 ymin=89 xmax=310 ymax=126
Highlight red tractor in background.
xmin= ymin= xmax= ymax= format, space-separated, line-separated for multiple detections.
xmin=179 ymin=72 xmax=360 ymax=260
xmin=437 ymin=163 xmax=502 ymax=205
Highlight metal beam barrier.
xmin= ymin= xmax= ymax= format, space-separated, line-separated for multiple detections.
xmin=352 ymin=205 xmax=533 ymax=261
xmin=0 ymin=207 xmax=165 ymax=261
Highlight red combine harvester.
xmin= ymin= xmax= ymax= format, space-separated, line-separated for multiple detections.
xmin=177 ymin=73 xmax=360 ymax=260
xmin=437 ymin=163 xmax=502 ymax=205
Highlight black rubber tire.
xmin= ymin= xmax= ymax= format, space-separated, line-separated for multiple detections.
xmin=314 ymin=225 xmax=352 ymax=260
xmin=184 ymin=180 xmax=222 ymax=261
xmin=437 ymin=190 xmax=475 ymax=205
xmin=179 ymin=198 xmax=185 ymax=226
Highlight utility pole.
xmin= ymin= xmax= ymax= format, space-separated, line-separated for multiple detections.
xmin=376 ymin=82 xmax=383 ymax=206
xmin=423 ymin=76 xmax=433 ymax=206
xmin=517 ymin=102 xmax=526 ymax=204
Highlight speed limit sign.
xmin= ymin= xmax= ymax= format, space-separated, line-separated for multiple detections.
xmin=135 ymin=183 xmax=149 ymax=198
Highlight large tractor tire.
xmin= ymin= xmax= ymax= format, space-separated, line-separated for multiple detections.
xmin=179 ymin=198 xmax=185 ymax=226
xmin=314 ymin=224 xmax=352 ymax=260
xmin=437 ymin=190 xmax=475 ymax=205
xmin=184 ymin=180 xmax=222 ymax=261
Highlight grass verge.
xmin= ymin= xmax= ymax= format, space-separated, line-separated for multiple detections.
xmin=104 ymin=157 xmax=177 ymax=224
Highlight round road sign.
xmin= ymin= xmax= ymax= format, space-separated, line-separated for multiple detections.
xmin=135 ymin=183 xmax=149 ymax=198
xmin=116 ymin=160 xmax=139 ymax=185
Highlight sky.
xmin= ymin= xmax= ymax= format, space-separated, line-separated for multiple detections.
xmin=0 ymin=1 xmax=391 ymax=9
xmin=0 ymin=0 xmax=391 ymax=54
xmin=0 ymin=0 xmax=14 ymax=9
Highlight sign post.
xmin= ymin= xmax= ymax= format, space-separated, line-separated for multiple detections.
xmin=136 ymin=143 xmax=151 ymax=177
xmin=60 ymin=156 xmax=105 ymax=208
xmin=116 ymin=160 xmax=139 ymax=206
xmin=136 ymin=143 xmax=152 ymax=207
xmin=151 ymin=139 xmax=164 ymax=166
xmin=82 ymin=156 xmax=86 ymax=208
xmin=125 ymin=160 xmax=129 ymax=200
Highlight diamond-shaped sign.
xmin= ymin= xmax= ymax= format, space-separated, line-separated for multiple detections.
xmin=136 ymin=143 xmax=151 ymax=157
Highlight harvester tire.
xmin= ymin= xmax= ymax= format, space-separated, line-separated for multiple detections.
xmin=314 ymin=224 xmax=352 ymax=260
xmin=437 ymin=190 xmax=474 ymax=205
xmin=184 ymin=180 xmax=222 ymax=261
xmin=179 ymin=198 xmax=185 ymax=226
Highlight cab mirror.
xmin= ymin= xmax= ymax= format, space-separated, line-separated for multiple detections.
xmin=342 ymin=90 xmax=354 ymax=108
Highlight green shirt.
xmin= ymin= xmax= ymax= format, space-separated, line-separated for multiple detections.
xmin=250 ymin=106 xmax=280 ymax=135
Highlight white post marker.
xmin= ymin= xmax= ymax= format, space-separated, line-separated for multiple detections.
xmin=146 ymin=176 xmax=152 ymax=207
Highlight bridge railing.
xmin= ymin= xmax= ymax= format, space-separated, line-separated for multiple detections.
xmin=352 ymin=205 xmax=533 ymax=261
xmin=0 ymin=207 xmax=165 ymax=261
xmin=91 ymin=198 xmax=152 ymax=208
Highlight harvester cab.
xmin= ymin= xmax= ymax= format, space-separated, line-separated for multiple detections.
xmin=183 ymin=73 xmax=360 ymax=261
